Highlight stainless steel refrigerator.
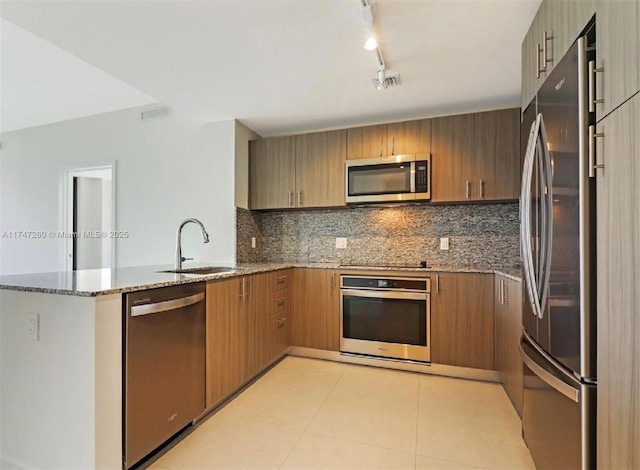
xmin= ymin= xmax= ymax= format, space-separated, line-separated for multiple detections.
xmin=520 ymin=29 xmax=597 ymax=469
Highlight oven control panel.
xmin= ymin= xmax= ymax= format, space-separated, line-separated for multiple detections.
xmin=341 ymin=276 xmax=430 ymax=292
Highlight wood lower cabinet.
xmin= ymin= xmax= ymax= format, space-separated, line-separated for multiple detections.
xmin=206 ymin=271 xmax=289 ymax=409
xmin=431 ymin=109 xmax=520 ymax=203
xmin=596 ymin=93 xmax=640 ymax=469
xmin=291 ymin=268 xmax=340 ymax=351
xmin=268 ymin=270 xmax=291 ymax=361
xmin=245 ymin=272 xmax=271 ymax=379
xmin=431 ymin=273 xmax=495 ymax=370
xmin=206 ymin=277 xmax=246 ymax=408
xmin=495 ymin=275 xmax=523 ymax=416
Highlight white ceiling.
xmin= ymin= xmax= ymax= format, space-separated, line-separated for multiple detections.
xmin=0 ymin=0 xmax=541 ymax=136
xmin=0 ymin=19 xmax=156 ymax=133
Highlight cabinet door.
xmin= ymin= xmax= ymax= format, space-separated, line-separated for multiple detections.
xmin=477 ymin=108 xmax=521 ymax=201
xmin=206 ymin=277 xmax=246 ymax=408
xmin=291 ymin=268 xmax=339 ymax=351
xmin=386 ymin=119 xmax=431 ymax=155
xmin=548 ymin=0 xmax=595 ymax=77
xmin=431 ymin=113 xmax=475 ymax=202
xmin=346 ymin=124 xmax=387 ymax=159
xmin=495 ymin=276 xmax=524 ymax=416
xmin=249 ymin=136 xmax=296 ymax=210
xmin=596 ymin=0 xmax=640 ymax=118
xmin=245 ymin=272 xmax=271 ymax=379
xmin=295 ymin=130 xmax=346 ymax=208
xmin=522 ymin=2 xmax=546 ymax=110
xmin=596 ymin=93 xmax=640 ymax=469
xmin=431 ymin=273 xmax=495 ymax=370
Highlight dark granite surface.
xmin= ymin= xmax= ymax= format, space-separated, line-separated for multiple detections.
xmin=0 ymin=262 xmax=521 ymax=297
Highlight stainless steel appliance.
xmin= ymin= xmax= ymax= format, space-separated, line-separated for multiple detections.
xmin=345 ymin=154 xmax=430 ymax=204
xmin=124 ymin=282 xmax=206 ymax=468
xmin=520 ymin=29 xmax=597 ymax=469
xmin=340 ymin=275 xmax=431 ymax=362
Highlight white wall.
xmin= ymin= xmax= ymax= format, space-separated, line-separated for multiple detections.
xmin=234 ymin=120 xmax=260 ymax=210
xmin=0 ymin=107 xmax=237 ymax=274
xmin=0 ymin=291 xmax=122 ymax=469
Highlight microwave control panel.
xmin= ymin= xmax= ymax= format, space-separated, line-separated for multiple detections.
xmin=415 ymin=160 xmax=429 ymax=193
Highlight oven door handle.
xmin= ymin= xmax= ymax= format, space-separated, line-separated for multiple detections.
xmin=341 ymin=289 xmax=427 ymax=301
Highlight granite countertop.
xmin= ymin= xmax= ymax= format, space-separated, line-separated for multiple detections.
xmin=0 ymin=262 xmax=521 ymax=297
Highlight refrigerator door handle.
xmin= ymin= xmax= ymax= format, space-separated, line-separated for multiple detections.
xmin=537 ymin=116 xmax=554 ymax=319
xmin=520 ymin=336 xmax=581 ymax=403
xmin=521 ymin=116 xmax=543 ymax=318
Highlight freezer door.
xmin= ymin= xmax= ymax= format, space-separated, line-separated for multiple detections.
xmin=520 ymin=336 xmax=596 ymax=469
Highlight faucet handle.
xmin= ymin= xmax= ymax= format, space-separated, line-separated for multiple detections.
xmin=181 ymin=256 xmax=194 ymax=262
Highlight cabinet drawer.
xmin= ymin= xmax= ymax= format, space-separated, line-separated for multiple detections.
xmin=270 ymin=270 xmax=290 ymax=291
xmin=269 ymin=290 xmax=289 ymax=314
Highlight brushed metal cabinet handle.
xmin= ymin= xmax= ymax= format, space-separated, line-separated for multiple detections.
xmin=536 ymin=43 xmax=541 ymax=79
xmin=504 ymin=281 xmax=509 ymax=303
xmin=465 ymin=180 xmax=470 ymax=199
xmin=391 ymin=136 xmax=395 ymax=155
xmin=542 ymin=30 xmax=553 ymax=69
xmin=435 ymin=274 xmax=439 ymax=295
xmin=297 ymin=191 xmax=302 ymax=207
xmin=479 ymin=179 xmax=484 ymax=199
xmin=588 ymin=60 xmax=605 ymax=113
xmin=588 ymin=125 xmax=605 ymax=178
xmin=288 ymin=191 xmax=293 ymax=207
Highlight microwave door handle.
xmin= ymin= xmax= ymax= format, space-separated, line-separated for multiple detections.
xmin=410 ymin=162 xmax=416 ymax=193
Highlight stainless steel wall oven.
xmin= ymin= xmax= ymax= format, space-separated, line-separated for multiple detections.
xmin=340 ymin=275 xmax=431 ymax=362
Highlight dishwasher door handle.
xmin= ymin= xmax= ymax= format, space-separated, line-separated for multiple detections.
xmin=131 ymin=292 xmax=205 ymax=317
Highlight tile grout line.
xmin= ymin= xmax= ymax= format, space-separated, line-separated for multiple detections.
xmin=277 ymin=363 xmax=351 ymax=469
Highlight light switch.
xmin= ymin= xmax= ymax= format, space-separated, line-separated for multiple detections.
xmin=440 ymin=237 xmax=450 ymax=250
xmin=27 ymin=313 xmax=39 ymax=341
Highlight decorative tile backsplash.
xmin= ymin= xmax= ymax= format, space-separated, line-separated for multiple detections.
xmin=236 ymin=204 xmax=520 ymax=267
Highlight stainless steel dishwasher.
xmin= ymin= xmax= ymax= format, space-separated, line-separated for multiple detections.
xmin=124 ymin=282 xmax=206 ymax=469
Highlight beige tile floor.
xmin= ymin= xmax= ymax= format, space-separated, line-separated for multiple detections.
xmin=151 ymin=357 xmax=535 ymax=470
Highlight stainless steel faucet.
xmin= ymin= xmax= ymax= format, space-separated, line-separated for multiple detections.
xmin=175 ymin=218 xmax=210 ymax=270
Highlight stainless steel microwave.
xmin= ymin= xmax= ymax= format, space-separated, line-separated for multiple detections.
xmin=345 ymin=153 xmax=431 ymax=204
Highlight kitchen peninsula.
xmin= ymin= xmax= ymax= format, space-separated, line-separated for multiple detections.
xmin=0 ymin=262 xmax=520 ymax=469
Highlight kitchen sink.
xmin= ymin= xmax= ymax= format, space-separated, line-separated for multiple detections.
xmin=159 ymin=266 xmax=236 ymax=275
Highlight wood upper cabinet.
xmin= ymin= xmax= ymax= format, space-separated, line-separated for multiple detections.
xmin=250 ymin=137 xmax=296 ymax=210
xmin=495 ymin=275 xmax=523 ymax=416
xmin=250 ymin=130 xmax=346 ymax=210
xmin=431 ymin=109 xmax=520 ymax=203
xmin=206 ymin=277 xmax=246 ymax=408
xmin=346 ymin=120 xmax=431 ymax=159
xmin=346 ymin=124 xmax=387 ymax=159
xmin=291 ymin=268 xmax=340 ymax=351
xmin=521 ymin=0 xmax=596 ymax=110
xmin=431 ymin=273 xmax=495 ymax=370
xmin=295 ymin=130 xmax=346 ymax=208
xmin=596 ymin=0 xmax=640 ymax=119
xmin=596 ymin=93 xmax=640 ymax=469
xmin=385 ymin=119 xmax=431 ymax=155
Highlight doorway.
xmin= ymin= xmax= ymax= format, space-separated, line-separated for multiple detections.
xmin=61 ymin=164 xmax=115 ymax=271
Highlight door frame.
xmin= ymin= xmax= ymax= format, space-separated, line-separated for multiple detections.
xmin=59 ymin=162 xmax=116 ymax=271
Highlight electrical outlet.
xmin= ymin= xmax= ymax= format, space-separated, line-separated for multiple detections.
xmin=26 ymin=313 xmax=39 ymax=341
xmin=251 ymin=237 xmax=256 ymax=249
xmin=335 ymin=237 xmax=348 ymax=249
xmin=440 ymin=237 xmax=450 ymax=250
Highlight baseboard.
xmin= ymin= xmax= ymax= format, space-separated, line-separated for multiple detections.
xmin=287 ymin=346 xmax=501 ymax=383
